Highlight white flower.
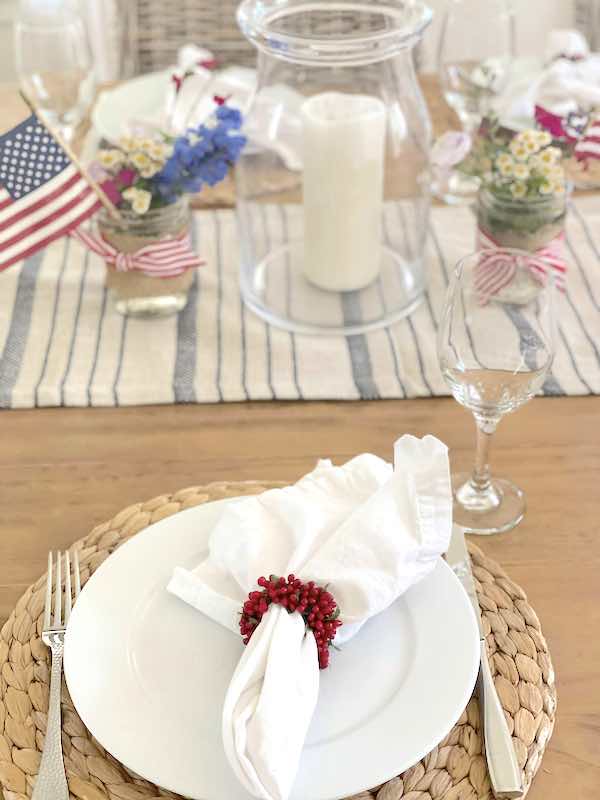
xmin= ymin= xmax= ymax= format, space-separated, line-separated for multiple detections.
xmin=496 ymin=152 xmax=514 ymax=167
xmin=119 ymin=136 xmax=142 ymax=153
xmin=147 ymin=142 xmax=173 ymax=162
xmin=517 ymin=130 xmax=535 ymax=142
xmin=139 ymin=162 xmax=161 ymax=179
xmin=122 ymin=187 xmax=152 ymax=215
xmin=538 ymin=146 xmax=562 ymax=166
xmin=536 ymin=131 xmax=553 ymax=147
xmin=517 ymin=130 xmax=539 ymax=150
xmin=98 ymin=149 xmax=125 ymax=169
xmin=524 ymin=139 xmax=541 ymax=154
xmin=551 ymin=165 xmax=565 ymax=182
xmin=498 ymin=160 xmax=515 ymax=177
xmin=513 ymin=163 xmax=530 ymax=181
xmin=551 ymin=180 xmax=566 ymax=196
xmin=511 ymin=181 xmax=527 ymax=199
xmin=539 ymin=181 xmax=553 ymax=195
xmin=509 ymin=139 xmax=529 ymax=161
xmin=129 ymin=151 xmax=152 ymax=170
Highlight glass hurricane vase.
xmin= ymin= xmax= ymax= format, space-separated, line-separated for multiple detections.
xmin=235 ymin=0 xmax=434 ymax=335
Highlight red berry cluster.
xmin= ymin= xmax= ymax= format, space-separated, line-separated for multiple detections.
xmin=240 ymin=574 xmax=342 ymax=669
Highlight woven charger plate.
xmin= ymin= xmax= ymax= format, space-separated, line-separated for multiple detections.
xmin=0 ymin=482 xmax=556 ymax=800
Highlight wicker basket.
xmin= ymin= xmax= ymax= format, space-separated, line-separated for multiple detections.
xmin=131 ymin=0 xmax=424 ymax=73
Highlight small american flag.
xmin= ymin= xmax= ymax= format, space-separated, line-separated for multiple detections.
xmin=0 ymin=105 xmax=101 ymax=271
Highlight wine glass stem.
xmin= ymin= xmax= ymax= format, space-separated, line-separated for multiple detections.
xmin=471 ymin=415 xmax=498 ymax=492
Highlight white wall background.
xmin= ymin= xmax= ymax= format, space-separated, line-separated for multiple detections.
xmin=419 ymin=0 xmax=576 ymax=72
xmin=0 ymin=0 xmax=578 ymax=83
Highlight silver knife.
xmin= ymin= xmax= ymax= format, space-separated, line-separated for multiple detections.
xmin=447 ymin=526 xmax=523 ymax=799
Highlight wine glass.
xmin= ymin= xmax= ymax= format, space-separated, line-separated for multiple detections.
xmin=438 ymin=249 xmax=556 ymax=535
xmin=436 ymin=0 xmax=515 ymax=203
xmin=15 ymin=0 xmax=96 ymax=142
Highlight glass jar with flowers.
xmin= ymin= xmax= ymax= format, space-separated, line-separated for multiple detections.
xmin=476 ymin=128 xmax=568 ymax=256
xmin=87 ymin=102 xmax=246 ymax=317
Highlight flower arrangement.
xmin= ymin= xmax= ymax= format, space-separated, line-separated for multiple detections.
xmin=482 ymin=129 xmax=566 ymax=201
xmin=92 ymin=101 xmax=246 ymax=216
xmin=464 ymin=123 xmax=570 ymax=252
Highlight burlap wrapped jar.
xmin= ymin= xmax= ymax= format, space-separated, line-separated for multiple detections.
xmin=98 ymin=197 xmax=194 ymax=318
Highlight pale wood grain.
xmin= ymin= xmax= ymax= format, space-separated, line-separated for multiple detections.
xmin=1 ymin=396 xmax=599 ymax=798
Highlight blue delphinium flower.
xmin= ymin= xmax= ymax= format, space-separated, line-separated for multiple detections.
xmin=153 ymin=102 xmax=246 ymax=202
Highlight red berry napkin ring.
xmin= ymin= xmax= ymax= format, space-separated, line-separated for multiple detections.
xmin=239 ymin=574 xmax=342 ymax=669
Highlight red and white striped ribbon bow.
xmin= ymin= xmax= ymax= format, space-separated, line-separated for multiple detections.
xmin=70 ymin=228 xmax=204 ymax=278
xmin=475 ymin=228 xmax=566 ymax=304
xmin=574 ymin=115 xmax=600 ymax=163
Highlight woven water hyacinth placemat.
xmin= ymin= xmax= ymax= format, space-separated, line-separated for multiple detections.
xmin=0 ymin=482 xmax=556 ymax=800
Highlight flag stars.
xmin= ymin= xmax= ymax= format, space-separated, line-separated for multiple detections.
xmin=1 ymin=115 xmax=70 ymax=199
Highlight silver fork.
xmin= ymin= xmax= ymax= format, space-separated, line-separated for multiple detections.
xmin=32 ymin=551 xmax=81 ymax=800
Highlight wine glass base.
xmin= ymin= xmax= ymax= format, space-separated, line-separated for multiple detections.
xmin=451 ymin=472 xmax=525 ymax=535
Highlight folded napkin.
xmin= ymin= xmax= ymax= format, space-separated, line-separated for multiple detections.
xmin=168 ymin=435 xmax=452 ymax=800
xmin=498 ymin=30 xmax=600 ymax=125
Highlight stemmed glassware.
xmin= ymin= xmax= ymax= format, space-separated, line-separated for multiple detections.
xmin=14 ymin=0 xmax=96 ymax=142
xmin=436 ymin=0 xmax=515 ymax=203
xmin=438 ymin=249 xmax=556 ymax=535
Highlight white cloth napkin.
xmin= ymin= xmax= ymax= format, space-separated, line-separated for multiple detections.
xmin=498 ymin=30 xmax=600 ymax=125
xmin=167 ymin=435 xmax=452 ymax=800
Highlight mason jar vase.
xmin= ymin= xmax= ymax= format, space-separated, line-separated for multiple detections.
xmin=477 ymin=187 xmax=567 ymax=252
xmin=98 ymin=197 xmax=193 ymax=318
xmin=236 ymin=0 xmax=433 ymax=335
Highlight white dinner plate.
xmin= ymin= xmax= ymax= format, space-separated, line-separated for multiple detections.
xmin=64 ymin=498 xmax=479 ymax=800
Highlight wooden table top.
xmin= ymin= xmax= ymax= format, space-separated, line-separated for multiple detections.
xmin=1 ymin=77 xmax=599 ymax=799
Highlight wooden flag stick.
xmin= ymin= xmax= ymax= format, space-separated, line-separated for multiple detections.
xmin=19 ymin=90 xmax=123 ymax=222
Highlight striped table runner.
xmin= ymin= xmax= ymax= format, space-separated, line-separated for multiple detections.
xmin=1 ymin=197 xmax=599 ymax=408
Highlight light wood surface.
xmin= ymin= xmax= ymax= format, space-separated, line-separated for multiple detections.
xmin=1 ymin=397 xmax=600 ymax=798
xmin=1 ymin=77 xmax=599 ymax=799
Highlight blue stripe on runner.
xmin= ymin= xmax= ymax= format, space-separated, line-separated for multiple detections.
xmin=341 ymin=292 xmax=380 ymax=399
xmin=173 ymin=272 xmax=199 ymax=402
xmin=563 ymin=287 xmax=600 ymax=366
xmin=396 ymin=204 xmax=438 ymax=330
xmin=558 ymin=323 xmax=592 ymax=392
xmin=34 ymin=238 xmax=70 ymax=407
xmin=569 ymin=202 xmax=600 ymax=309
xmin=213 ymin=211 xmax=224 ymax=402
xmin=86 ymin=286 xmax=108 ymax=406
xmin=381 ymin=208 xmax=432 ymax=393
xmin=375 ymin=277 xmax=407 ymax=397
xmin=565 ymin=230 xmax=600 ymax=311
xmin=278 ymin=206 xmax=302 ymax=399
xmin=0 ymin=250 xmax=44 ymax=408
xmin=112 ymin=315 xmax=129 ymax=405
xmin=429 ymin=220 xmax=449 ymax=286
xmin=257 ymin=206 xmax=275 ymax=399
xmin=503 ymin=306 xmax=564 ymax=396
xmin=173 ymin=214 xmax=200 ymax=402
xmin=60 ymin=249 xmax=90 ymax=405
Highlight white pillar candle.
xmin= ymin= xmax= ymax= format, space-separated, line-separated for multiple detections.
xmin=301 ymin=91 xmax=386 ymax=292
